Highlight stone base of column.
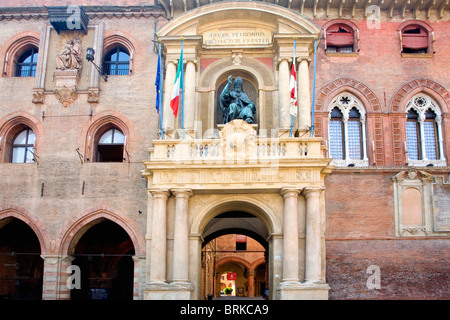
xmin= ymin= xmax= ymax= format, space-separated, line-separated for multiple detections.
xmin=277 ymin=281 xmax=329 ymax=300
xmin=144 ymin=282 xmax=194 ymax=300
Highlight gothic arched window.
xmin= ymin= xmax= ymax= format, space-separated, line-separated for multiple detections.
xmin=405 ymin=94 xmax=445 ymax=166
xmin=96 ymin=127 xmax=125 ymax=162
xmin=12 ymin=128 xmax=36 ymax=163
xmin=328 ymin=93 xmax=368 ymax=166
xmin=103 ymin=46 xmax=130 ymax=76
xmin=15 ymin=47 xmax=38 ymax=77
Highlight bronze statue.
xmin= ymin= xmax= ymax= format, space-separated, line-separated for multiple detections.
xmin=219 ymin=75 xmax=256 ymax=124
xmin=56 ymin=37 xmax=82 ymax=70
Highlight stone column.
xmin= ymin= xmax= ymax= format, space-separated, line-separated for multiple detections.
xmin=418 ymin=114 xmax=427 ymax=160
xmin=163 ymin=61 xmax=177 ymax=130
xmin=41 ymin=255 xmax=59 ymax=300
xmin=248 ymin=269 xmax=255 ymax=297
xmin=58 ymin=255 xmax=76 ymax=300
xmin=303 ymin=187 xmax=323 ymax=282
xmin=278 ymin=58 xmax=291 ymax=130
xmin=171 ymin=188 xmax=193 ymax=283
xmin=184 ymin=60 xmax=196 ymax=133
xmin=298 ymin=58 xmax=311 ymax=131
xmin=149 ymin=189 xmax=170 ymax=283
xmin=280 ymin=187 xmax=301 ymax=283
xmin=132 ymin=255 xmax=146 ymax=300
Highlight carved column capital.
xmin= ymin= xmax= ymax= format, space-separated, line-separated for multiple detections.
xmin=302 ymin=186 xmax=325 ymax=198
xmin=280 ymin=187 xmax=301 ymax=198
xmin=149 ymin=188 xmax=170 ymax=199
xmin=171 ymin=188 xmax=193 ymax=199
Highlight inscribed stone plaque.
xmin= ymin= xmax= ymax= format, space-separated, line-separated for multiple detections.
xmin=433 ymin=181 xmax=450 ymax=232
xmin=203 ymin=28 xmax=272 ymax=47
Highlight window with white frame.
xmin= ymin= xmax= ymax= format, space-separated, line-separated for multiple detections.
xmin=328 ymin=93 xmax=368 ymax=166
xmin=405 ymin=94 xmax=446 ymax=166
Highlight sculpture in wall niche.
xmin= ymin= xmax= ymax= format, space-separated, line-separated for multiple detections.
xmin=53 ymin=36 xmax=83 ymax=107
xmin=56 ymin=37 xmax=82 ymax=71
xmin=219 ymin=75 xmax=256 ymax=124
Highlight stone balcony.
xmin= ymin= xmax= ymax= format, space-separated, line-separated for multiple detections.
xmin=143 ymin=120 xmax=333 ymax=192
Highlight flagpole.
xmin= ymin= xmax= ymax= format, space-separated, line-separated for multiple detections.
xmin=290 ymin=38 xmax=296 ymax=138
xmin=158 ymin=40 xmax=164 ymax=140
xmin=311 ymin=38 xmax=318 ymax=137
xmin=180 ymin=38 xmax=185 ymax=140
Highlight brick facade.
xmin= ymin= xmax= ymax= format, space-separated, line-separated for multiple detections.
xmin=0 ymin=0 xmax=448 ymax=300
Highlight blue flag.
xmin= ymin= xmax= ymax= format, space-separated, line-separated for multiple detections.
xmin=155 ymin=43 xmax=162 ymax=113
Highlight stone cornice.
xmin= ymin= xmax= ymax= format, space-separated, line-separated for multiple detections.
xmin=0 ymin=5 xmax=165 ymax=21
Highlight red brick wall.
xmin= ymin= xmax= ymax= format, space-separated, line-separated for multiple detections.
xmin=325 ymin=171 xmax=450 ymax=299
xmin=312 ymin=19 xmax=450 ymax=166
xmin=326 ymin=239 xmax=450 ymax=300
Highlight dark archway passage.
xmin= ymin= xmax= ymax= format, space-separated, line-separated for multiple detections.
xmin=70 ymin=220 xmax=135 ymax=300
xmin=201 ymin=212 xmax=269 ymax=299
xmin=0 ymin=218 xmax=43 ymax=300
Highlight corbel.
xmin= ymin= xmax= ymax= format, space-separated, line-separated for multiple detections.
xmin=352 ymin=0 xmax=358 ymax=17
xmin=326 ymin=0 xmax=333 ymax=17
xmin=313 ymin=0 xmax=319 ymax=17
xmin=364 ymin=0 xmax=372 ymax=17
xmin=339 ymin=0 xmax=345 ymax=17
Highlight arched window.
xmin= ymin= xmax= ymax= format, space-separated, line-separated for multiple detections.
xmin=329 ymin=107 xmax=344 ymax=160
xmin=401 ymin=25 xmax=429 ymax=54
xmin=103 ymin=46 xmax=130 ymax=76
xmin=15 ymin=47 xmax=38 ymax=77
xmin=347 ymin=107 xmax=363 ymax=160
xmin=325 ymin=23 xmax=357 ymax=53
xmin=406 ymin=109 xmax=421 ymax=160
xmin=328 ymin=93 xmax=368 ymax=166
xmin=405 ymin=94 xmax=445 ymax=166
xmin=11 ymin=128 xmax=35 ymax=163
xmin=96 ymin=127 xmax=125 ymax=162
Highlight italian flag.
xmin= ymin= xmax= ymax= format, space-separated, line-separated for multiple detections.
xmin=170 ymin=48 xmax=183 ymax=118
xmin=289 ymin=61 xmax=298 ymax=117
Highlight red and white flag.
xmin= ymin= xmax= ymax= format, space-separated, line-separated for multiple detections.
xmin=170 ymin=47 xmax=183 ymax=118
xmin=289 ymin=61 xmax=298 ymax=117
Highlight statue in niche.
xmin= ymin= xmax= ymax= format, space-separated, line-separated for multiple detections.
xmin=56 ymin=37 xmax=82 ymax=70
xmin=219 ymin=75 xmax=256 ymax=124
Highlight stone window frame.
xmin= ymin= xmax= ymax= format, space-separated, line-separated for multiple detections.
xmin=83 ymin=115 xmax=131 ymax=163
xmin=327 ymin=92 xmax=368 ymax=167
xmin=103 ymin=34 xmax=136 ymax=76
xmin=0 ymin=113 xmax=42 ymax=164
xmin=1 ymin=34 xmax=40 ymax=78
xmin=322 ymin=19 xmax=360 ymax=57
xmin=392 ymin=169 xmax=436 ymax=237
xmin=404 ymin=93 xmax=446 ymax=167
xmin=397 ymin=20 xmax=435 ymax=58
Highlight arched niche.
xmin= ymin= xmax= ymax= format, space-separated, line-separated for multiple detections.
xmin=198 ymin=58 xmax=275 ymax=136
xmin=157 ymin=1 xmax=320 ymax=136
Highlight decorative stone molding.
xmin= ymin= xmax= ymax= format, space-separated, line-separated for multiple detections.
xmin=315 ymin=77 xmax=381 ymax=112
xmin=87 ymin=87 xmax=100 ymax=103
xmin=53 ymin=69 xmax=80 ymax=107
xmin=390 ymin=78 xmax=450 ymax=113
xmin=390 ymin=169 xmax=450 ymax=237
xmin=32 ymin=88 xmax=45 ymax=104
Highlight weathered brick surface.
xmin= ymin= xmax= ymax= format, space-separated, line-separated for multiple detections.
xmin=326 ymin=239 xmax=450 ymax=300
xmin=325 ymin=171 xmax=395 ymax=239
xmin=325 ymin=171 xmax=450 ymax=299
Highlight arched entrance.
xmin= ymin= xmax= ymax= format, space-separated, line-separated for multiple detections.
xmin=193 ymin=199 xmax=280 ymax=300
xmin=201 ymin=210 xmax=270 ymax=299
xmin=202 ymin=231 xmax=268 ymax=299
xmin=0 ymin=218 xmax=43 ymax=300
xmin=69 ymin=219 xmax=135 ymax=300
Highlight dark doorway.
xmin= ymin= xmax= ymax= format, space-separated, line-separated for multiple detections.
xmin=70 ymin=220 xmax=135 ymax=300
xmin=0 ymin=218 xmax=43 ymax=300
